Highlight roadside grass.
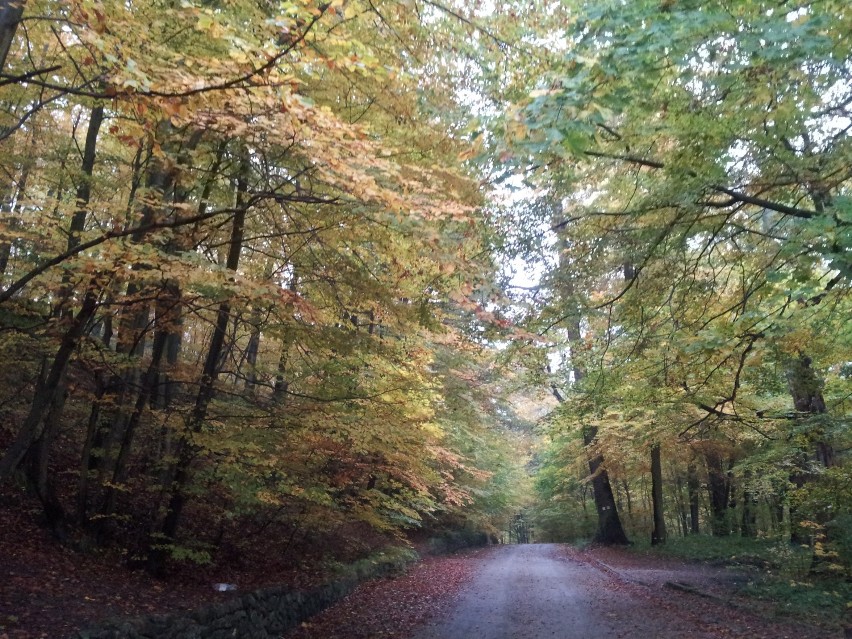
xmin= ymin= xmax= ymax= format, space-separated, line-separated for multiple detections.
xmin=630 ymin=535 xmax=852 ymax=628
xmin=628 ymin=535 xmax=780 ymax=566
xmin=742 ymin=577 xmax=852 ymax=626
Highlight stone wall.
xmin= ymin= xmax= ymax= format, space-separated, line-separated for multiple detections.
xmin=70 ymin=549 xmax=417 ymax=639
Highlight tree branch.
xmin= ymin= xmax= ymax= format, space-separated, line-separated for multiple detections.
xmin=583 ymin=149 xmax=821 ymax=220
xmin=0 ymin=203 xmax=251 ymax=304
xmin=0 ymin=64 xmax=60 ymax=87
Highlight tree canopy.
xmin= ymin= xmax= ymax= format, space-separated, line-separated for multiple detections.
xmin=0 ymin=0 xmax=850 ymax=584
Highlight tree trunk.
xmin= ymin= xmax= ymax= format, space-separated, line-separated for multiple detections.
xmin=0 ymin=176 xmax=23 ymax=278
xmin=97 ymin=131 xmax=200 ymax=502
xmin=76 ymin=378 xmax=105 ymax=524
xmin=23 ymin=376 xmax=69 ymax=538
xmin=741 ymin=474 xmax=757 ymax=538
xmin=787 ymin=354 xmax=833 ymax=465
xmin=244 ymin=313 xmax=261 ymax=391
xmin=584 ymin=425 xmax=630 ymax=545
xmin=548 ymin=210 xmax=629 ymax=545
xmin=650 ymin=443 xmax=666 ymax=545
xmin=0 ymin=0 xmax=25 ymax=73
xmin=673 ymin=473 xmax=688 ymax=537
xmin=148 ymin=155 xmax=248 ymax=576
xmin=687 ymin=461 xmax=700 ymax=534
xmin=14 ymin=105 xmax=104 ymax=534
xmin=55 ymin=105 xmax=104 ymax=316
xmin=786 ymin=354 xmax=832 ymax=543
xmin=705 ymin=449 xmax=730 ymax=536
xmin=0 ymin=127 xmax=35 ymax=279
xmin=99 ymin=306 xmax=172 ymax=520
xmin=273 ymin=275 xmax=298 ymax=404
xmin=0 ymin=289 xmax=99 ymax=479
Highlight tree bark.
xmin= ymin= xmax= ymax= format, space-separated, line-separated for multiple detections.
xmin=569 ymin=317 xmax=629 ymax=545
xmin=741 ymin=472 xmax=757 ymax=538
xmin=584 ymin=424 xmax=630 ymax=545
xmin=548 ymin=299 xmax=629 ymax=545
xmin=650 ymin=443 xmax=666 ymax=545
xmin=97 ymin=129 xmax=202 ymax=503
xmin=148 ymin=154 xmax=248 ymax=576
xmin=98 ymin=299 xmax=173 ymax=520
xmin=0 ymin=289 xmax=99 ymax=479
xmin=76 ymin=378 xmax=104 ymax=524
xmin=0 ymin=0 xmax=24 ymax=73
xmin=0 ymin=105 xmax=107 ymax=482
xmin=705 ymin=449 xmax=730 ymax=536
xmin=786 ymin=354 xmax=833 ymax=465
xmin=687 ymin=461 xmax=700 ymax=534
xmin=0 ymin=126 xmax=36 ymax=279
xmin=786 ymin=354 xmax=833 ymax=543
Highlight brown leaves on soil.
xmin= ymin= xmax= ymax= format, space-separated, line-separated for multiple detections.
xmin=568 ymin=545 xmax=841 ymax=639
xmin=0 ymin=500 xmax=213 ymax=639
xmin=285 ymin=548 xmax=487 ymax=639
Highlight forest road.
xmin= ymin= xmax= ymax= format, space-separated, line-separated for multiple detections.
xmin=412 ymin=543 xmax=706 ymax=639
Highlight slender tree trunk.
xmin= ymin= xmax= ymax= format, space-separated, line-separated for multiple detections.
xmin=55 ymin=105 xmax=104 ymax=316
xmin=153 ymin=142 xmax=223 ymax=411
xmin=76 ymin=155 xmax=145 ymax=514
xmin=76 ymin=377 xmax=105 ymax=524
xmin=19 ymin=106 xmax=106 ymax=527
xmin=244 ymin=310 xmax=261 ymax=391
xmin=68 ymin=106 xmax=104 ymax=249
xmin=0 ymin=187 xmax=16 ymax=278
xmin=741 ymin=473 xmax=757 ymax=538
xmin=99 ymin=315 xmax=171 ymax=519
xmin=687 ymin=461 xmax=700 ymax=534
xmin=0 ymin=172 xmax=25 ymax=278
xmin=96 ymin=131 xmax=197 ymax=500
xmin=23 ymin=377 xmax=69 ymax=537
xmin=0 ymin=289 xmax=99 ymax=479
xmin=672 ymin=472 xmax=688 ymax=537
xmin=0 ymin=126 xmax=37 ymax=279
xmin=705 ymin=449 xmax=730 ymax=536
xmin=273 ymin=346 xmax=289 ymax=403
xmin=0 ymin=104 xmax=107 ymax=482
xmin=272 ymin=274 xmax=298 ymax=404
xmin=621 ymin=479 xmax=632 ymax=515
xmin=148 ymin=155 xmax=248 ymax=576
xmin=650 ymin=443 xmax=666 ymax=545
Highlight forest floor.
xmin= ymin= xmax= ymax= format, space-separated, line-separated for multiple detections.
xmin=1 ymin=498 xmax=232 ymax=639
xmin=0 ymin=489 xmax=336 ymax=639
xmin=1 ymin=510 xmax=846 ymax=639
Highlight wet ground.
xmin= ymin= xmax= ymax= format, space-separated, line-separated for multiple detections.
xmin=411 ymin=544 xmax=832 ymax=639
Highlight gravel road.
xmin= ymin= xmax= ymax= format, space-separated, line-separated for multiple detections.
xmin=413 ymin=544 xmax=730 ymax=639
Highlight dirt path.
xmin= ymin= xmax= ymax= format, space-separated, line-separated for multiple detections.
xmin=411 ymin=544 xmax=833 ymax=639
xmin=414 ymin=544 xmax=693 ymax=639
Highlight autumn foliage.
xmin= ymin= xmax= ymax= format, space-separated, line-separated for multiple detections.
xmin=0 ymin=0 xmax=523 ymax=579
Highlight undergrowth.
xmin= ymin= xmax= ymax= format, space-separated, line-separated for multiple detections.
xmin=632 ymin=535 xmax=852 ymax=627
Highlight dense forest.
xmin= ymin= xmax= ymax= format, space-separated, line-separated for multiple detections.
xmin=0 ymin=0 xmax=849 ymax=603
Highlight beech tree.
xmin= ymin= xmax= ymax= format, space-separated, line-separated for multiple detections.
xmin=0 ymin=0 xmax=525 ymax=572
xmin=499 ymin=0 xmax=850 ymax=549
